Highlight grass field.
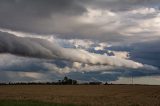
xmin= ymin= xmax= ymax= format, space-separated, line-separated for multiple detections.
xmin=0 ymin=100 xmax=76 ymax=106
xmin=0 ymin=85 xmax=160 ymax=106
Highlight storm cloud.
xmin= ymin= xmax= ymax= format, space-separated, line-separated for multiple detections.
xmin=0 ymin=0 xmax=160 ymax=83
xmin=0 ymin=31 xmax=146 ymax=69
xmin=0 ymin=0 xmax=159 ymax=42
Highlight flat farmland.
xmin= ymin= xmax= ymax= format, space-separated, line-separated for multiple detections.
xmin=0 ymin=85 xmax=160 ymax=106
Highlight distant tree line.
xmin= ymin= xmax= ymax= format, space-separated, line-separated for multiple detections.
xmin=0 ymin=76 xmax=109 ymax=85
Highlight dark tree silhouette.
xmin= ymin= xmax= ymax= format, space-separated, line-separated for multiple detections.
xmin=61 ymin=76 xmax=77 ymax=85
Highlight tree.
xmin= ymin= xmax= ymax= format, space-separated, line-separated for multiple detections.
xmin=61 ymin=76 xmax=77 ymax=85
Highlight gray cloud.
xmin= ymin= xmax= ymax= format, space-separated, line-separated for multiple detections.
xmin=0 ymin=0 xmax=160 ymax=83
xmin=0 ymin=0 xmax=159 ymax=43
xmin=0 ymin=0 xmax=87 ymax=34
xmin=82 ymin=0 xmax=160 ymax=11
xmin=108 ymin=39 xmax=160 ymax=69
xmin=0 ymin=0 xmax=86 ymax=16
xmin=0 ymin=70 xmax=59 ymax=82
xmin=130 ymin=40 xmax=160 ymax=68
xmin=0 ymin=38 xmax=159 ymax=83
xmin=0 ymin=31 xmax=147 ymax=69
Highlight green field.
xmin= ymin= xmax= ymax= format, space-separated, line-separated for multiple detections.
xmin=0 ymin=100 xmax=77 ymax=106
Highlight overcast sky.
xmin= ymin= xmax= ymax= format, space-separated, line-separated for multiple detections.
xmin=0 ymin=0 xmax=160 ymax=84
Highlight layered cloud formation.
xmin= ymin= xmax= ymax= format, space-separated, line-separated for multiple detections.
xmin=0 ymin=30 xmax=159 ymax=78
xmin=0 ymin=0 xmax=160 ymax=83
xmin=0 ymin=31 xmax=145 ymax=69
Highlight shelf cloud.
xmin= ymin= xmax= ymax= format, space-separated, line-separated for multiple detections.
xmin=0 ymin=31 xmax=145 ymax=69
xmin=0 ymin=0 xmax=160 ymax=83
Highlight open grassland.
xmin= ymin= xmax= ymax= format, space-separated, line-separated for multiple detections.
xmin=0 ymin=85 xmax=160 ymax=106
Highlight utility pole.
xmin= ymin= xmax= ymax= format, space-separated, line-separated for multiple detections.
xmin=131 ymin=75 xmax=133 ymax=85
